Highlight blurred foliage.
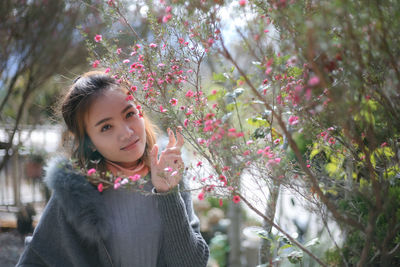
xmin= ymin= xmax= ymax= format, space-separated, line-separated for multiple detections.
xmin=84 ymin=0 xmax=400 ymax=266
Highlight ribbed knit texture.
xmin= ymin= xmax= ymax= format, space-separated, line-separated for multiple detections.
xmin=102 ymin=182 xmax=209 ymax=267
xmin=154 ymin=187 xmax=210 ymax=267
xmin=102 ymin=182 xmax=161 ymax=267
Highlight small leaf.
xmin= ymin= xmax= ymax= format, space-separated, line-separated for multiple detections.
xmin=234 ymin=88 xmax=244 ymax=97
xmin=287 ymin=250 xmax=303 ymax=264
xmin=212 ymin=72 xmax=227 ymax=83
xmin=304 ymin=237 xmax=320 ymax=247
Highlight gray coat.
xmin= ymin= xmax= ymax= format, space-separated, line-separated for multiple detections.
xmin=17 ymin=157 xmax=209 ymax=267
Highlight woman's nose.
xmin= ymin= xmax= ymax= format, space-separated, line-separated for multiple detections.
xmin=119 ymin=123 xmax=134 ymax=141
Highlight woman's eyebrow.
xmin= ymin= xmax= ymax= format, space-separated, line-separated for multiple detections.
xmin=95 ymin=117 xmax=111 ymax=127
xmin=94 ymin=105 xmax=133 ymax=127
xmin=121 ymin=104 xmax=133 ymax=114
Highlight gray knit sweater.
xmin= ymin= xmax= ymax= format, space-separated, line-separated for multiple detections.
xmin=16 ymin=157 xmax=209 ymax=267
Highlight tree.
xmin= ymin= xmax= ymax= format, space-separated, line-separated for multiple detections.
xmin=83 ymin=0 xmax=400 ymax=265
xmin=0 ymin=0 xmax=105 ymax=172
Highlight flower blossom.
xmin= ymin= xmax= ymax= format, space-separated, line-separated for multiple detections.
xmin=198 ymin=191 xmax=205 ymax=201
xmin=149 ymin=43 xmax=157 ymax=48
xmin=92 ymin=60 xmax=100 ymax=68
xmin=308 ymin=76 xmax=320 ymax=86
xmin=159 ymin=105 xmax=167 ymax=113
xmin=94 ymin=34 xmax=102 ymax=42
xmin=232 ymin=195 xmax=241 ymax=203
xmin=87 ymin=168 xmax=96 ymax=176
xmin=129 ymin=174 xmax=141 ymax=182
xmin=288 ymin=115 xmax=299 ymax=125
xmin=169 ymin=98 xmax=178 ymax=106
xmin=97 ymin=183 xmax=103 ymax=192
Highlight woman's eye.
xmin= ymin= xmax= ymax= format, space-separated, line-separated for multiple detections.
xmin=126 ymin=111 xmax=135 ymax=118
xmin=101 ymin=124 xmax=112 ymax=132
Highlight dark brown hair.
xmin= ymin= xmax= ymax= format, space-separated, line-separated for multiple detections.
xmin=61 ymin=71 xmax=157 ymax=173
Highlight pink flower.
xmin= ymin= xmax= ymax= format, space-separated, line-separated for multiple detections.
xmin=104 ymin=68 xmax=110 ymax=73
xmin=123 ymin=59 xmax=130 ymax=63
xmin=149 ymin=43 xmax=157 ymax=48
xmin=114 ymin=177 xmax=122 ymax=184
xmin=239 ymin=0 xmax=246 ymax=7
xmin=129 ymin=174 xmax=141 ymax=182
xmin=130 ymin=86 xmax=137 ymax=92
xmin=320 ymin=131 xmax=327 ymax=138
xmin=87 ymin=168 xmax=96 ymax=176
xmin=116 ymin=48 xmax=122 ymax=54
xmin=243 ymin=150 xmax=250 ymax=156
xmin=125 ymin=95 xmax=133 ymax=101
xmin=274 ymin=138 xmax=280 ymax=144
xmin=121 ymin=178 xmax=129 ymax=185
xmin=162 ymin=14 xmax=172 ymax=23
xmin=328 ymin=137 xmax=336 ymax=145
xmin=380 ymin=142 xmax=388 ymax=147
xmin=114 ymin=183 xmax=121 ymax=190
xmin=232 ymin=195 xmax=241 ymax=203
xmin=307 ymin=164 xmax=311 ymax=168
xmin=228 ymin=128 xmax=236 ymax=133
xmin=165 ymin=6 xmax=172 ymax=13
xmin=97 ymin=183 xmax=103 ymax=192
xmin=185 ymin=108 xmax=193 ymax=116
xmin=157 ymin=63 xmax=165 ymax=68
xmin=94 ymin=34 xmax=102 ymax=42
xmin=219 ymin=198 xmax=223 ymax=207
xmin=169 ymin=98 xmax=178 ymax=106
xmin=92 ymin=60 xmax=100 ymax=68
xmin=219 ymin=175 xmax=227 ymax=186
xmin=184 ymin=118 xmax=189 ymax=127
xmin=185 ymin=90 xmax=194 ymax=97
xmin=197 ymin=161 xmax=203 ymax=167
xmin=164 ymin=166 xmax=173 ymax=172
xmin=275 ymin=158 xmax=281 ymax=163
xmin=288 ymin=115 xmax=299 ymax=125
xmin=246 ymin=140 xmax=254 ymax=145
xmin=308 ymin=76 xmax=320 ymax=86
xmin=159 ymin=105 xmax=167 ymax=113
xmin=198 ymin=191 xmax=205 ymax=201
xmin=171 ymin=171 xmax=178 ymax=176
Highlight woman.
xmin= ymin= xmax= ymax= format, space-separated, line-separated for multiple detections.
xmin=17 ymin=71 xmax=209 ymax=266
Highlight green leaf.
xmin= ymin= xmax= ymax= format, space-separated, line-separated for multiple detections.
xmin=246 ymin=117 xmax=270 ymax=127
xmin=212 ymin=72 xmax=227 ymax=83
xmin=287 ymin=66 xmax=303 ymax=77
xmin=287 ymin=250 xmax=303 ymax=264
xmin=304 ymin=237 xmax=320 ymax=247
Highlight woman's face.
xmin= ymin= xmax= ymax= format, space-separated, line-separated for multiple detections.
xmin=84 ymin=88 xmax=146 ymax=168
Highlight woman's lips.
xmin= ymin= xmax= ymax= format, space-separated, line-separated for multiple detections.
xmin=121 ymin=139 xmax=139 ymax=151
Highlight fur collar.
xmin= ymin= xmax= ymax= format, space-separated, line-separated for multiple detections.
xmin=44 ymin=157 xmax=110 ymax=244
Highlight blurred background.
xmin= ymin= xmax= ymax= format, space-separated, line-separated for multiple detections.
xmin=1 ymin=0 xmax=386 ymax=266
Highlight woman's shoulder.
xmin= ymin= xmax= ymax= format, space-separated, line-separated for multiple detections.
xmin=41 ymin=156 xmax=111 ymax=243
xmin=44 ymin=156 xmax=90 ymax=192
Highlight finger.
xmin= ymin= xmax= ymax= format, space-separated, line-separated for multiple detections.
xmin=150 ymin=144 xmax=159 ymax=167
xmin=175 ymin=127 xmax=184 ymax=149
xmin=162 ymin=147 xmax=181 ymax=155
xmin=165 ymin=128 xmax=177 ymax=149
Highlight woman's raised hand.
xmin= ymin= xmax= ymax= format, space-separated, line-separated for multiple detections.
xmin=150 ymin=127 xmax=184 ymax=193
